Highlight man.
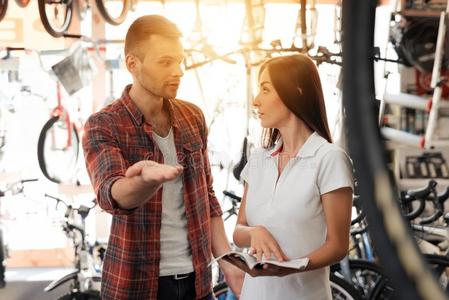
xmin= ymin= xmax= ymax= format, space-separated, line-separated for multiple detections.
xmin=82 ymin=15 xmax=243 ymax=300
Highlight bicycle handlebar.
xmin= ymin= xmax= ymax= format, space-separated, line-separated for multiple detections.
xmin=406 ymin=180 xmax=438 ymax=200
xmin=401 ymin=194 xmax=426 ymax=221
xmin=400 ymin=180 xmax=439 ymax=221
xmin=0 ymin=178 xmax=38 ymax=197
xmin=62 ymin=33 xmax=123 ymax=45
xmin=223 ymin=190 xmax=242 ymax=203
xmin=45 ymin=193 xmax=96 ymax=219
xmin=428 ymin=186 xmax=449 ymax=205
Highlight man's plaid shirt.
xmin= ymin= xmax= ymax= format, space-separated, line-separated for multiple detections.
xmin=82 ymin=85 xmax=222 ymax=299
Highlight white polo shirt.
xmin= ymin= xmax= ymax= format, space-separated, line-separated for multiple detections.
xmin=239 ymin=132 xmax=354 ymax=300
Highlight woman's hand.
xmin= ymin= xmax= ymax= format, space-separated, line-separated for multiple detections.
xmin=223 ymin=256 xmax=298 ymax=278
xmin=249 ymin=226 xmax=289 ymax=262
xmin=254 ymin=264 xmax=299 ymax=277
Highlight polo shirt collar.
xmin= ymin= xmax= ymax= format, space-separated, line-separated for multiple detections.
xmin=267 ymin=132 xmax=327 ymax=158
xmin=120 ymin=84 xmax=179 ymax=129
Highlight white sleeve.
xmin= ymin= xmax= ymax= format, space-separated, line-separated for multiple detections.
xmin=240 ymin=161 xmax=250 ymax=184
xmin=317 ymin=148 xmax=354 ymax=195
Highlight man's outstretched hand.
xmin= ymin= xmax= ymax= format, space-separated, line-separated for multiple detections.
xmin=125 ymin=160 xmax=183 ymax=186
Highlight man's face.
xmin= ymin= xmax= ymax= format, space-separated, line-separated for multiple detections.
xmin=132 ymin=34 xmax=184 ymax=99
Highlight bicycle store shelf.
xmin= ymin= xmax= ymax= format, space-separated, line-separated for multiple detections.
xmin=400 ymin=0 xmax=446 ymax=17
xmin=399 ymin=9 xmax=441 ymax=17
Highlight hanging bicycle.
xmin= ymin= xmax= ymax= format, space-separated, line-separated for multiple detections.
xmin=0 ymin=0 xmax=30 ymax=23
xmin=38 ymin=0 xmax=131 ymax=38
xmin=37 ymin=81 xmax=80 ymax=184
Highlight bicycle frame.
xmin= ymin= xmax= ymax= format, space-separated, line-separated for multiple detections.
xmin=51 ymin=82 xmax=75 ymax=150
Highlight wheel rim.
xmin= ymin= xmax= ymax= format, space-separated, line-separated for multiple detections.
xmin=95 ymin=0 xmax=128 ymax=25
xmin=38 ymin=0 xmax=73 ymax=37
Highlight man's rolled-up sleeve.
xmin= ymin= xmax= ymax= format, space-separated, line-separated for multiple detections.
xmin=82 ymin=113 xmax=136 ymax=215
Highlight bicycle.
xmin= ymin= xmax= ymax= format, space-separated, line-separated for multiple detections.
xmin=0 ymin=0 xmax=30 ymax=23
xmin=37 ymin=0 xmax=132 ymax=38
xmin=37 ymin=80 xmax=81 ymax=184
xmin=0 ymin=177 xmax=37 ymax=288
xmin=36 ymin=34 xmax=122 ymax=183
xmin=43 ymin=194 xmax=103 ymax=300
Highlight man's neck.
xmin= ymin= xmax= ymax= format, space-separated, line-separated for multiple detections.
xmin=129 ymin=84 xmax=165 ymax=120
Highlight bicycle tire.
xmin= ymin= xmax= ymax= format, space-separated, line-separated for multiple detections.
xmin=14 ymin=0 xmax=30 ymax=8
xmin=58 ymin=290 xmax=101 ymax=300
xmin=0 ymin=0 xmax=7 ymax=23
xmin=213 ymin=281 xmax=229 ymax=298
xmin=424 ymin=254 xmax=449 ymax=293
xmin=38 ymin=0 xmax=73 ymax=38
xmin=342 ymin=0 xmax=447 ymax=299
xmin=37 ymin=115 xmax=79 ymax=183
xmin=95 ymin=0 xmax=129 ymax=26
xmin=332 ymin=259 xmax=394 ymax=300
xmin=0 ymin=229 xmax=5 ymax=289
xmin=330 ymin=273 xmax=363 ymax=300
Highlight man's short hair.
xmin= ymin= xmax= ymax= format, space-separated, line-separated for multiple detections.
xmin=124 ymin=15 xmax=182 ymax=60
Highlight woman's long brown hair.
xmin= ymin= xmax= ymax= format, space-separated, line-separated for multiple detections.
xmin=259 ymin=54 xmax=332 ymax=148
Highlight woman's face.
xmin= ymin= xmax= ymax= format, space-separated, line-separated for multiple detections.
xmin=253 ymin=68 xmax=291 ymax=129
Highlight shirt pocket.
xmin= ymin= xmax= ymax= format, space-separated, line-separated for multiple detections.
xmin=179 ymin=139 xmax=204 ymax=179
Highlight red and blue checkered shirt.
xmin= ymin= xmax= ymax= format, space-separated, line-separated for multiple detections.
xmin=82 ymin=85 xmax=222 ymax=299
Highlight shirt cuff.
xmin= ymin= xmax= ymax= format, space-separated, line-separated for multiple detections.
xmin=209 ymin=194 xmax=223 ymax=218
xmin=99 ymin=175 xmax=138 ymax=215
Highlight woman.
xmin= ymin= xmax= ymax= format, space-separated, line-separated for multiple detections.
xmin=232 ymin=54 xmax=353 ymax=300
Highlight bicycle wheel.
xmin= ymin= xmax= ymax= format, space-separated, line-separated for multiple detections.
xmin=95 ymin=0 xmax=129 ymax=26
xmin=38 ymin=0 xmax=73 ymax=38
xmin=332 ymin=259 xmax=395 ymax=300
xmin=330 ymin=273 xmax=363 ymax=300
xmin=0 ymin=0 xmax=7 ymax=23
xmin=37 ymin=115 xmax=79 ymax=183
xmin=14 ymin=0 xmax=30 ymax=8
xmin=424 ymin=254 xmax=449 ymax=293
xmin=213 ymin=281 xmax=229 ymax=298
xmin=0 ymin=229 xmax=5 ymax=289
xmin=342 ymin=0 xmax=447 ymax=299
xmin=58 ymin=290 xmax=101 ymax=299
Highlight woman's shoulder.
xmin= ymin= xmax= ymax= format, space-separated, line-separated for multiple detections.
xmin=316 ymin=140 xmax=351 ymax=162
xmin=248 ymin=147 xmax=269 ymax=160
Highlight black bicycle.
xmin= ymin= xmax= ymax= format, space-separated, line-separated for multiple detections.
xmin=37 ymin=0 xmax=131 ymax=38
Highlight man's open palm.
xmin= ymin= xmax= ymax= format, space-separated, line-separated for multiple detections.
xmin=125 ymin=160 xmax=183 ymax=185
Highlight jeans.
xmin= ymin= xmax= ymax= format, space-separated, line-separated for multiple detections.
xmin=157 ymin=272 xmax=215 ymax=300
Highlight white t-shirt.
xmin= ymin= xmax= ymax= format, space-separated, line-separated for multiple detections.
xmin=153 ymin=128 xmax=194 ymax=276
xmin=239 ymin=132 xmax=354 ymax=300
